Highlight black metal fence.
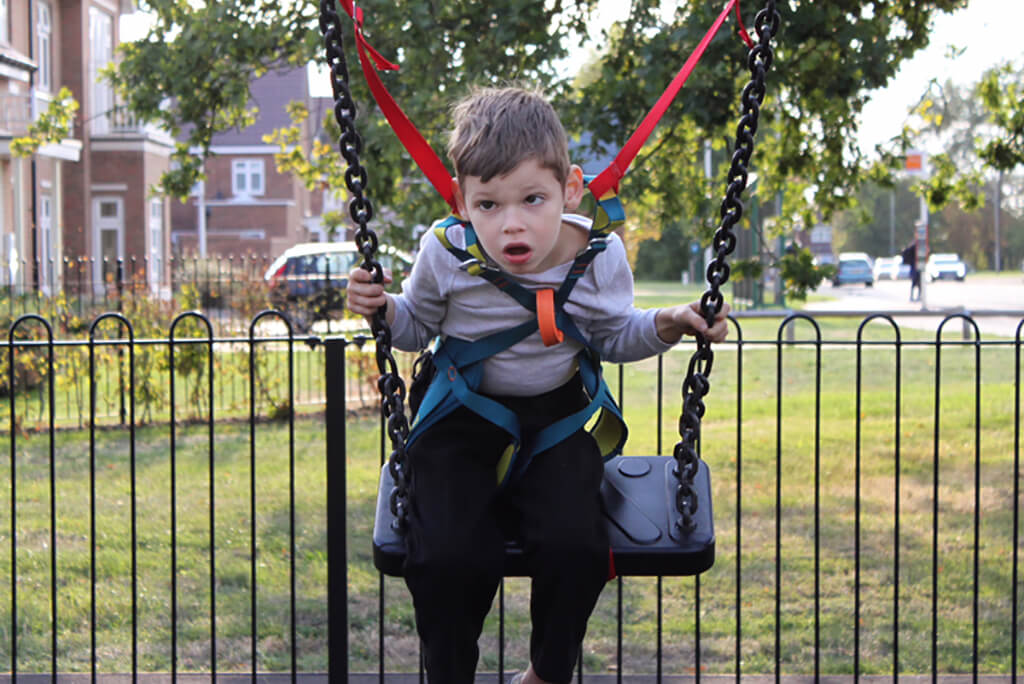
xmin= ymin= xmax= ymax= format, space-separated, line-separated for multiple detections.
xmin=1 ymin=256 xmax=302 ymax=336
xmin=1 ymin=312 xmax=1022 ymax=681
xmin=0 ymin=253 xmax=362 ymax=344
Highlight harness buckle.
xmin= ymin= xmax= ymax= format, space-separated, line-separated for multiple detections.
xmin=458 ymin=258 xmax=487 ymax=275
xmin=536 ymin=288 xmax=565 ymax=347
xmin=580 ymin=236 xmax=609 ymax=257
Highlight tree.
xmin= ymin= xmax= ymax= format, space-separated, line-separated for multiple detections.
xmin=107 ymin=0 xmax=594 ymax=221
xmin=15 ymin=0 xmax=967 ymax=285
xmin=907 ymin=61 xmax=1024 ymax=268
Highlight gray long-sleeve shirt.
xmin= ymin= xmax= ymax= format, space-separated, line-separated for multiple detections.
xmin=390 ymin=214 xmax=673 ymax=396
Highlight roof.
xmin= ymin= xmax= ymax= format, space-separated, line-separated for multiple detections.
xmin=205 ymin=67 xmax=311 ymax=146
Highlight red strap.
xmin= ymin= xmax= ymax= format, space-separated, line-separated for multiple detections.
xmin=339 ymin=3 xmax=458 ymax=211
xmin=607 ymin=547 xmax=617 ymax=581
xmin=588 ymin=0 xmax=741 ymax=200
xmin=337 ymin=0 xmax=750 ymax=212
xmin=536 ymin=288 xmax=564 ymax=346
xmin=735 ymin=2 xmax=755 ymax=49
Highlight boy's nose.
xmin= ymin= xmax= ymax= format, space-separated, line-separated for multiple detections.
xmin=501 ymin=208 xmax=526 ymax=233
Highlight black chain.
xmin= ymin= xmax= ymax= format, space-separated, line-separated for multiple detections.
xmin=319 ymin=0 xmax=778 ymax=536
xmin=319 ymin=0 xmax=412 ymax=531
xmin=673 ymin=0 xmax=779 ymax=533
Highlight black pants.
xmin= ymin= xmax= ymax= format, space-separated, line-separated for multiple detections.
xmin=403 ymin=375 xmax=609 ymax=683
xmin=910 ymin=269 xmax=921 ymax=301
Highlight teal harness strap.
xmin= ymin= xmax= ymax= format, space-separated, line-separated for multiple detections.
xmin=556 ymin=179 xmax=625 ymax=305
xmin=432 ymin=218 xmax=539 ymax=312
xmin=505 ymin=348 xmax=626 ymax=485
xmin=408 ymin=213 xmax=629 ymax=487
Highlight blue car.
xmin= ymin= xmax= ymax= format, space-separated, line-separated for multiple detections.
xmin=833 ymin=253 xmax=874 ymax=287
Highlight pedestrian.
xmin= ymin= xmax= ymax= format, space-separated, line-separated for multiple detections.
xmin=901 ymin=241 xmax=920 ymax=301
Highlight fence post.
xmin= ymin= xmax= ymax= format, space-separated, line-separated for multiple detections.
xmin=325 ymin=338 xmax=349 ymax=682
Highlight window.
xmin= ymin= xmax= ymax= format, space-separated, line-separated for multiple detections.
xmin=37 ymin=2 xmax=53 ymax=91
xmin=89 ymin=8 xmax=114 ymax=133
xmin=1 ymin=0 xmax=9 ymax=45
xmin=232 ymin=159 xmax=265 ymax=197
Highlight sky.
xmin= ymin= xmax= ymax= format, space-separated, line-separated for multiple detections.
xmin=122 ymin=0 xmax=1022 ymax=157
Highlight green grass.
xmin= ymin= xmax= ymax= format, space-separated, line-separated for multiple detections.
xmin=2 ymin=334 xmax=1021 ymax=677
xmin=0 ymin=341 xmax=392 ymax=430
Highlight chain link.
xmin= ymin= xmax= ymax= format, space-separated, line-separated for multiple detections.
xmin=674 ymin=0 xmax=779 ymax=534
xmin=319 ymin=0 xmax=412 ymax=531
xmin=318 ymin=0 xmax=778 ymax=536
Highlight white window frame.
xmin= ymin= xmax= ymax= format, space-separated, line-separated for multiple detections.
xmin=38 ymin=194 xmax=54 ymax=293
xmin=148 ymin=199 xmax=164 ymax=294
xmin=91 ymin=196 xmax=124 ymax=295
xmin=37 ymin=1 xmax=53 ymax=92
xmin=232 ymin=159 xmax=265 ymax=197
xmin=1 ymin=0 xmax=10 ymax=45
xmin=89 ymin=7 xmax=115 ymax=134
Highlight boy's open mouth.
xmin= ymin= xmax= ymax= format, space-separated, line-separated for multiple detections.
xmin=503 ymin=244 xmax=532 ymax=264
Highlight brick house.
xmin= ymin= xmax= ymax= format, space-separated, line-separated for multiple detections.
xmin=0 ymin=0 xmax=175 ymax=296
xmin=170 ymin=67 xmax=323 ymax=260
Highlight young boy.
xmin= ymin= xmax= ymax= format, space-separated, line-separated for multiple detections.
xmin=348 ymin=86 xmax=729 ymax=684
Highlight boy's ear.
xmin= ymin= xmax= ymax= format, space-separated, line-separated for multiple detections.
xmin=451 ymin=177 xmax=467 ymax=217
xmin=564 ymin=164 xmax=585 ymax=211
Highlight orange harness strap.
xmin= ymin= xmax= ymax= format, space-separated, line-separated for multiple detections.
xmin=536 ymin=288 xmax=564 ymax=347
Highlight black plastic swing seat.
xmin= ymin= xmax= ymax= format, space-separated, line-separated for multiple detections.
xmin=372 ymin=455 xmax=715 ymax=577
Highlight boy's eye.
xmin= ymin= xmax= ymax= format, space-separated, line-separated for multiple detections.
xmin=524 ymin=194 xmax=544 ymax=205
xmin=477 ymin=200 xmax=496 ymax=211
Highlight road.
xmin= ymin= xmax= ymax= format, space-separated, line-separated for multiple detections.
xmin=804 ymin=273 xmax=1024 ymax=337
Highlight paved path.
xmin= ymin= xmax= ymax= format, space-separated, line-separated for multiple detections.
xmin=806 ymin=274 xmax=1024 ymax=337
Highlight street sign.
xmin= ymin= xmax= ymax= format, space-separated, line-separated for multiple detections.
xmin=905 ymin=149 xmax=928 ymax=177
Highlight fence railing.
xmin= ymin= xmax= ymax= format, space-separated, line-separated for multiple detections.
xmin=1 ymin=255 xmax=352 ymax=338
xmin=1 ymin=312 xmax=1021 ymax=681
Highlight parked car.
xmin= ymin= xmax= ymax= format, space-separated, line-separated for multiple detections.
xmin=264 ymin=242 xmax=412 ymax=296
xmin=873 ymin=256 xmax=899 ymax=281
xmin=833 ymin=252 xmax=874 ymax=287
xmin=925 ymin=253 xmax=967 ymax=281
xmin=264 ymin=241 xmax=412 ymax=330
xmin=873 ymin=255 xmax=911 ymax=280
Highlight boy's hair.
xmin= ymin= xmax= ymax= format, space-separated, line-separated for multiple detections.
xmin=447 ymin=86 xmax=570 ymax=185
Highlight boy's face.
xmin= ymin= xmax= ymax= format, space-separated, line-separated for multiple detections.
xmin=453 ymin=158 xmax=584 ymax=275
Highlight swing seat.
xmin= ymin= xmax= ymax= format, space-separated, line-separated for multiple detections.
xmin=371 ymin=455 xmax=715 ymax=577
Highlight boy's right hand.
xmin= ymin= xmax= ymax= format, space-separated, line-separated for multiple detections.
xmin=346 ymin=266 xmax=393 ymax=317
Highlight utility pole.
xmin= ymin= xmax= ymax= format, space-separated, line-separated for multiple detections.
xmin=889 ymin=189 xmax=895 ymax=256
xmin=905 ymin=150 xmax=929 ymax=309
xmin=196 ymin=177 xmax=208 ymax=257
xmin=994 ymin=169 xmax=1003 ymax=272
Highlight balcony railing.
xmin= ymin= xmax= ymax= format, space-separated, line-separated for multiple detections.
xmin=0 ymin=91 xmax=77 ymax=140
xmin=91 ymin=103 xmax=171 ymax=141
xmin=0 ymin=92 xmax=33 ymax=136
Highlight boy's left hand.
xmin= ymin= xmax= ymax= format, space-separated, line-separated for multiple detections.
xmin=655 ymin=301 xmax=730 ymax=344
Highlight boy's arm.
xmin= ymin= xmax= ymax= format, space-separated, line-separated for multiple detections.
xmin=583 ymin=236 xmax=729 ymax=360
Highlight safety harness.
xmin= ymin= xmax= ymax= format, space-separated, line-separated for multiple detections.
xmin=406 ymin=186 xmax=628 ymax=487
